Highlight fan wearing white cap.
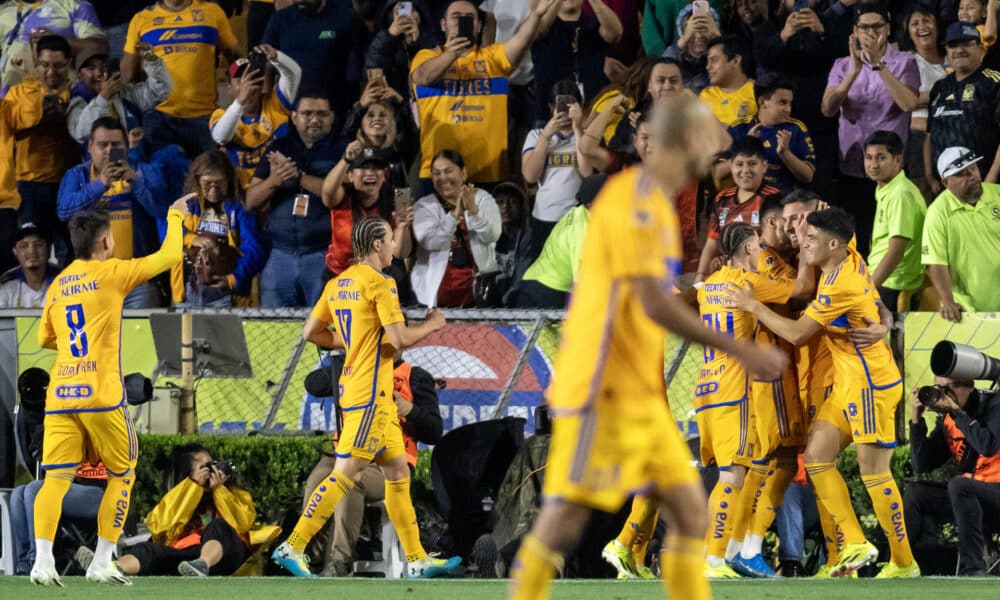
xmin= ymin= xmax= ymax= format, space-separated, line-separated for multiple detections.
xmin=921 ymin=145 xmax=1000 ymax=321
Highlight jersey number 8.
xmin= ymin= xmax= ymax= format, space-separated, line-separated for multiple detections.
xmin=66 ymin=303 xmax=89 ymax=358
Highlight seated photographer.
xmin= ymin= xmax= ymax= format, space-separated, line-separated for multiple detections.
xmin=81 ymin=444 xmax=255 ymax=577
xmin=302 ymin=351 xmax=443 ymax=576
xmin=905 ymin=376 xmax=1000 ymax=576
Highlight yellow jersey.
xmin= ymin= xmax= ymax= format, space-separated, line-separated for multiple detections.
xmin=546 ymin=167 xmax=680 ymax=417
xmin=695 ymin=265 xmax=795 ymax=410
xmin=125 ymin=1 xmax=238 ymax=118
xmin=803 ymin=251 xmax=900 ymax=390
xmin=411 ymin=44 xmax=513 ymax=182
xmin=88 ymin=164 xmax=134 ymax=260
xmin=699 ymin=79 xmax=757 ymax=126
xmin=310 ymin=264 xmax=405 ymax=411
xmin=38 ymin=209 xmax=184 ymax=414
xmin=210 ymin=91 xmax=292 ymax=189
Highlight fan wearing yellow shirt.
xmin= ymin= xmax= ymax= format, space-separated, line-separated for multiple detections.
xmin=508 ymin=95 xmax=787 ymax=600
xmin=700 ymin=35 xmax=757 ymax=126
xmin=122 ymin=0 xmax=241 ymax=157
xmin=271 ymin=217 xmax=462 ymax=580
xmin=728 ymin=207 xmax=920 ymax=580
xmin=29 ymin=194 xmax=193 ymax=587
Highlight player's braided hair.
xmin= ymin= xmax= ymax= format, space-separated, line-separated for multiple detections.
xmin=351 ymin=216 xmax=389 ymax=261
xmin=719 ymin=222 xmax=757 ymax=264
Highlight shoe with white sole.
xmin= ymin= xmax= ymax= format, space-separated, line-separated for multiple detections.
xmin=29 ymin=565 xmax=64 ymax=587
xmin=86 ymin=561 xmax=132 ymax=586
xmin=408 ymin=555 xmax=462 ymax=578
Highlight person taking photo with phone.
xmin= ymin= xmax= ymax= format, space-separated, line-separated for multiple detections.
xmin=57 ymin=116 xmax=169 ymax=308
xmin=365 ymin=1 xmax=437 ymax=102
xmin=341 ymin=71 xmax=419 ymax=189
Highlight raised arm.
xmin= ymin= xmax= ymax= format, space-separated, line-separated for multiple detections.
xmin=505 ymin=0 xmax=559 ymax=67
xmin=588 ymin=0 xmax=623 ymax=44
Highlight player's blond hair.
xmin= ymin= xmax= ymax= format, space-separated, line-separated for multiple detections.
xmin=649 ymin=94 xmax=713 ymax=149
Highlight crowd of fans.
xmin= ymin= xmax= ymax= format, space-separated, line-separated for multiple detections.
xmin=0 ymin=0 xmax=998 ymax=319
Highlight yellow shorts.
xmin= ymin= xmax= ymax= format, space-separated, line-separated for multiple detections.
xmin=816 ymin=381 xmax=902 ymax=446
xmin=695 ymin=398 xmax=748 ymax=470
xmin=336 ymin=400 xmax=405 ymax=462
xmin=543 ymin=401 xmax=699 ymax=513
xmin=797 ymin=343 xmax=834 ymax=428
xmin=751 ymin=373 xmax=805 ymax=458
xmin=41 ymin=405 xmax=137 ymax=476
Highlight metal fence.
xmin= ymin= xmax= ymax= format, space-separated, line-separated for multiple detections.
xmin=6 ymin=308 xmax=700 ymax=436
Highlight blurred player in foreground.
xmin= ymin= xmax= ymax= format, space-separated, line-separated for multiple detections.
xmin=508 ymin=95 xmax=787 ymax=600
xmin=31 ymin=194 xmax=194 ymax=586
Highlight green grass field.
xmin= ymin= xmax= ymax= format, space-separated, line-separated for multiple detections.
xmin=0 ymin=577 xmax=996 ymax=599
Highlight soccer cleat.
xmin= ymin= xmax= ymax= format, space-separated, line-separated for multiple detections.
xmin=85 ymin=561 xmax=132 ymax=585
xmin=731 ymin=553 xmax=779 ymax=578
xmin=271 ymin=541 xmax=317 ymax=578
xmin=29 ymin=565 xmax=64 ymax=587
xmin=601 ymin=541 xmax=639 ymax=579
xmin=831 ymin=541 xmax=878 ymax=577
xmin=408 ymin=555 xmax=462 ymax=579
xmin=874 ymin=561 xmax=920 ymax=579
xmin=178 ymin=558 xmax=209 ymax=577
xmin=635 ymin=565 xmax=656 ymax=579
xmin=75 ymin=546 xmax=95 ymax=571
xmin=704 ymin=563 xmax=742 ymax=578
xmin=814 ymin=564 xmax=833 ymax=578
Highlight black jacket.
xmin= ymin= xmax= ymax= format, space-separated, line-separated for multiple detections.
xmin=910 ymin=390 xmax=1000 ymax=477
xmin=365 ymin=0 xmax=438 ymax=100
xmin=399 ymin=362 xmax=443 ymax=445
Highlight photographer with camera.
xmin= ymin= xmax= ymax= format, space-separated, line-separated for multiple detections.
xmin=905 ymin=376 xmax=1000 ymax=575
xmin=80 ymin=443 xmax=256 ymax=577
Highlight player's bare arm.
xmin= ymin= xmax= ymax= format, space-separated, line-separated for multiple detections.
xmin=383 ymin=309 xmax=446 ymax=350
xmin=302 ymin=317 xmax=343 ymax=350
xmin=727 ymin=282 xmax=823 ymax=346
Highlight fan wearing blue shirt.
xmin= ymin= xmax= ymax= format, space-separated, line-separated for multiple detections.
xmin=729 ymin=72 xmax=816 ymax=195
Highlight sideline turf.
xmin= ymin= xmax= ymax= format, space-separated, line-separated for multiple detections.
xmin=0 ymin=577 xmax=996 ymax=599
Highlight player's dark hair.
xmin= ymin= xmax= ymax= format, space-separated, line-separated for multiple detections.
xmin=781 ymin=188 xmax=821 ymax=210
xmin=549 ymin=78 xmax=583 ymax=106
xmin=707 ymin=35 xmax=754 ymax=78
xmin=172 ymin=443 xmax=212 ymax=484
xmin=35 ymin=35 xmax=71 ymax=59
xmin=89 ymin=116 xmax=127 ymax=142
xmin=432 ymin=149 xmax=466 ymax=170
xmin=730 ymin=135 xmax=767 ymax=160
xmin=754 ymin=72 xmax=795 ymax=102
xmin=760 ymin=194 xmax=784 ymax=218
xmin=720 ymin=222 xmax=757 ymax=263
xmin=864 ymin=130 xmax=904 ymax=156
xmin=806 ymin=207 xmax=854 ymax=242
xmin=68 ymin=210 xmax=111 ymax=259
xmin=352 ymin=216 xmax=390 ymax=259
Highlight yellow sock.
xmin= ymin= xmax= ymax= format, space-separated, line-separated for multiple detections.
xmin=749 ymin=464 xmax=795 ymax=538
xmin=616 ymin=496 xmax=658 ymax=547
xmin=34 ymin=470 xmax=73 ymax=542
xmin=633 ymin=511 xmax=657 ymax=567
xmin=731 ymin=465 xmax=767 ymax=547
xmin=509 ymin=534 xmax=564 ymax=600
xmin=705 ymin=480 xmax=740 ymax=559
xmin=816 ymin=498 xmax=841 ymax=565
xmin=385 ymin=477 xmax=427 ymax=562
xmin=662 ymin=535 xmax=711 ymax=600
xmin=805 ymin=462 xmax=865 ymax=546
xmin=96 ymin=474 xmax=135 ymax=543
xmin=288 ymin=470 xmax=355 ymax=552
xmin=862 ymin=472 xmax=914 ymax=566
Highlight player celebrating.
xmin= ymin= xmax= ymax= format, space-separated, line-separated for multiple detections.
xmin=696 ymin=222 xmax=811 ymax=578
xmin=508 ymin=95 xmax=787 ymax=600
xmin=271 ymin=217 xmax=461 ymax=579
xmin=727 ymin=208 xmax=919 ymax=579
xmin=31 ymin=195 xmax=194 ymax=586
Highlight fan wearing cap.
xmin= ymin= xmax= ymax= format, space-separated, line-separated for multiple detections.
xmin=921 ymin=146 xmax=1000 ymax=321
xmin=321 ymin=143 xmax=412 ymax=279
xmin=924 ymin=22 xmax=1000 ymax=193
xmin=67 ymin=43 xmax=172 ymax=146
xmin=0 ymin=224 xmax=56 ymax=308
xmin=210 ymin=45 xmax=302 ymax=190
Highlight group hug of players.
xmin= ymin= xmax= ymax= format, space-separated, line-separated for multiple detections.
xmin=601 ymin=193 xmax=920 ymax=581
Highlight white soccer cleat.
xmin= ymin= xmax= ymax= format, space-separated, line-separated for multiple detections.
xmin=29 ymin=565 xmax=65 ymax=587
xmin=86 ymin=561 xmax=133 ymax=586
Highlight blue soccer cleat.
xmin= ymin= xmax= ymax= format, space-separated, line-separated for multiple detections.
xmin=731 ymin=553 xmax=779 ymax=578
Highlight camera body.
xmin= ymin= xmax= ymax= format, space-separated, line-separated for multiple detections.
xmin=917 ymin=385 xmax=946 ymax=407
xmin=210 ymin=458 xmax=237 ymax=478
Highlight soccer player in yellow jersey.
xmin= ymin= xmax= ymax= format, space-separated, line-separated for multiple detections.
xmin=30 ymin=194 xmax=193 ymax=587
xmin=728 ymin=207 xmax=920 ymax=579
xmin=508 ymin=95 xmax=787 ymax=600
xmin=696 ymin=222 xmax=812 ymax=579
xmin=271 ymin=217 xmax=461 ymax=579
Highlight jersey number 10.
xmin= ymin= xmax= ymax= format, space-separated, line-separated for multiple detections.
xmin=702 ymin=311 xmax=734 ymax=362
xmin=66 ymin=303 xmax=89 ymax=358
